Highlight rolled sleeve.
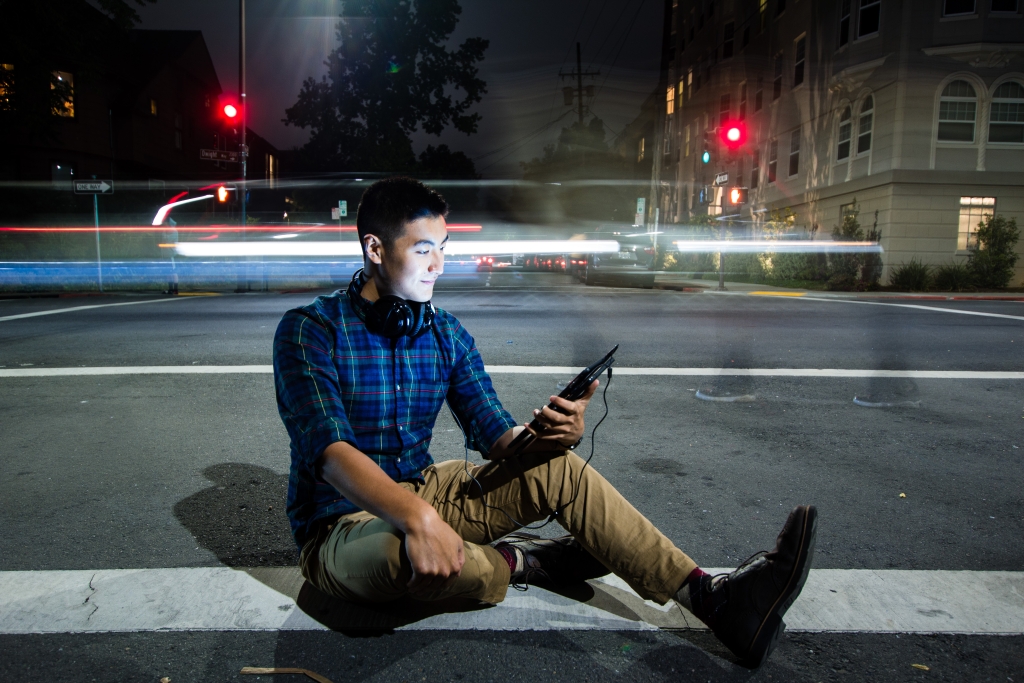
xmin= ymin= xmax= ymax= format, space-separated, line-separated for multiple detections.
xmin=446 ymin=324 xmax=516 ymax=456
xmin=274 ymin=309 xmax=356 ymax=464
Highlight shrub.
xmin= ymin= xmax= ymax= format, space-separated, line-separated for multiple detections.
xmin=889 ymin=259 xmax=932 ymax=291
xmin=968 ymin=214 xmax=1020 ymax=289
xmin=932 ymin=262 xmax=975 ymax=292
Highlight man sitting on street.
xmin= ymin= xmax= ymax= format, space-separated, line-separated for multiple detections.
xmin=273 ymin=177 xmax=817 ymax=668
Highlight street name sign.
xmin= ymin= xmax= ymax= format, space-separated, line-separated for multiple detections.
xmin=338 ymin=200 xmax=348 ymax=217
xmin=713 ymin=172 xmax=729 ymax=186
xmin=200 ymin=149 xmax=240 ymax=162
xmin=73 ymin=180 xmax=114 ymax=195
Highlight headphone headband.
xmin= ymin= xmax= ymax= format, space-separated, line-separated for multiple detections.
xmin=346 ymin=269 xmax=435 ymax=339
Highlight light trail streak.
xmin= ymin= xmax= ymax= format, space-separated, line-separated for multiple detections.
xmin=173 ymin=239 xmax=621 ymax=258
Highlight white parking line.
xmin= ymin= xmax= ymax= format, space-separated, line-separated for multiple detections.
xmin=0 ymin=296 xmax=203 ymax=322
xmin=2 ymin=366 xmax=1023 ymax=379
xmin=1 ymin=567 xmax=1021 ymax=634
xmin=798 ymin=296 xmax=1024 ymax=322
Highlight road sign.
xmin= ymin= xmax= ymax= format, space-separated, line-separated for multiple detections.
xmin=73 ymin=180 xmax=114 ymax=195
xmin=339 ymin=200 xmax=348 ymax=217
xmin=713 ymin=172 xmax=729 ymax=186
xmin=331 ymin=207 xmax=341 ymax=220
xmin=200 ymin=149 xmax=239 ymax=162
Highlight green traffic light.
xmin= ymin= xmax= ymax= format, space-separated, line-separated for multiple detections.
xmin=701 ymin=151 xmax=710 ymax=164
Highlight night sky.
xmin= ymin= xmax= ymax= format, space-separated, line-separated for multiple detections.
xmin=135 ymin=0 xmax=665 ymax=178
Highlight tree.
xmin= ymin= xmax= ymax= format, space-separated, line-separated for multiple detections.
xmin=519 ymin=117 xmax=630 ymax=222
xmin=968 ymin=214 xmax=1020 ymax=289
xmin=283 ymin=0 xmax=488 ymax=174
xmin=0 ymin=0 xmax=155 ymax=141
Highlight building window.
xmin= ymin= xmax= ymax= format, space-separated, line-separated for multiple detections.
xmin=720 ymin=94 xmax=731 ymax=126
xmin=777 ymin=0 xmax=787 ymax=16
xmin=793 ymin=37 xmax=806 ymax=87
xmin=759 ymin=0 xmax=768 ymax=31
xmin=51 ymin=71 xmax=74 ymax=117
xmin=739 ymin=82 xmax=747 ymax=120
xmin=938 ymin=80 xmax=977 ymax=142
xmin=751 ymin=149 xmax=760 ymax=188
xmin=664 ymin=116 xmax=672 ymax=155
xmin=773 ymin=53 xmax=783 ymax=100
xmin=789 ymin=129 xmax=800 ymax=176
xmin=266 ymin=153 xmax=278 ymax=188
xmin=858 ymin=0 xmax=881 ymax=38
xmin=768 ymin=139 xmax=778 ymax=182
xmin=637 ymin=137 xmax=645 ymax=162
xmin=991 ymin=0 xmax=1019 ymax=11
xmin=678 ymin=79 xmax=685 ymax=110
xmin=837 ymin=106 xmax=853 ymax=160
xmin=755 ymin=77 xmax=764 ymax=111
xmin=666 ymin=85 xmax=675 ymax=115
xmin=150 ymin=98 xmax=158 ymax=116
xmin=943 ymin=0 xmax=976 ymax=14
xmin=723 ymin=22 xmax=735 ymax=59
xmin=742 ymin=26 xmax=750 ymax=49
xmin=684 ymin=124 xmax=691 ymax=156
xmin=0 ymin=63 xmax=13 ymax=111
xmin=838 ymin=0 xmax=851 ymax=46
xmin=857 ymin=96 xmax=873 ymax=153
xmin=841 ymin=201 xmax=857 ymax=220
xmin=958 ymin=197 xmax=995 ymax=250
xmin=989 ymin=81 xmax=1024 ymax=143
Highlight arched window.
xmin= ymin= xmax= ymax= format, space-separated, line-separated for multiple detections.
xmin=989 ymin=81 xmax=1024 ymax=143
xmin=938 ymin=80 xmax=977 ymax=142
xmin=857 ymin=96 xmax=873 ymax=153
xmin=837 ymin=106 xmax=852 ymax=160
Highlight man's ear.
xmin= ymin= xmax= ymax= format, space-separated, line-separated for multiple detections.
xmin=363 ymin=234 xmax=384 ymax=265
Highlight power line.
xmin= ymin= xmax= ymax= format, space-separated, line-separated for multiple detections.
xmin=587 ymin=0 xmax=634 ymax=71
xmin=475 ymin=109 xmax=575 ymax=173
xmin=591 ymin=0 xmax=648 ymax=107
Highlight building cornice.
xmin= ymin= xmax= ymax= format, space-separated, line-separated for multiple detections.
xmin=921 ymin=43 xmax=1024 ymax=68
xmin=828 ymin=57 xmax=889 ymax=94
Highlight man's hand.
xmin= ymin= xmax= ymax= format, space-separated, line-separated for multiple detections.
xmin=527 ymin=379 xmax=599 ymax=447
xmin=404 ymin=508 xmax=466 ymax=594
xmin=319 ymin=442 xmax=466 ymax=594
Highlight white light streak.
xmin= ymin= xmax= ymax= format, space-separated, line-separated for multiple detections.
xmin=672 ymin=240 xmax=882 ymax=253
xmin=151 ymin=195 xmax=215 ymax=226
xmin=174 ymin=240 xmax=621 ymax=258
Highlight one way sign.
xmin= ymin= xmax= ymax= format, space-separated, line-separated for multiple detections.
xmin=73 ymin=180 xmax=114 ymax=195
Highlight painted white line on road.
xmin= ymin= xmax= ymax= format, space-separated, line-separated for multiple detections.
xmin=0 ymin=296 xmax=204 ymax=322
xmin=1 ymin=567 xmax=1021 ymax=634
xmin=2 ymin=366 xmax=1023 ymax=380
xmin=798 ymin=295 xmax=1024 ymax=322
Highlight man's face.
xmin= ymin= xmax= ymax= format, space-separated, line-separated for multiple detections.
xmin=371 ymin=215 xmax=447 ymax=302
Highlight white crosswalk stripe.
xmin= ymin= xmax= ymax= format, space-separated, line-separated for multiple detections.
xmin=2 ymin=568 xmax=1022 ymax=635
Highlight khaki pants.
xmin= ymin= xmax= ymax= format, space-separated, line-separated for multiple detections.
xmin=300 ymin=449 xmax=697 ymax=606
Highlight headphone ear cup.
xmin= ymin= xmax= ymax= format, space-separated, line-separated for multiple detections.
xmin=370 ymin=296 xmax=414 ymax=338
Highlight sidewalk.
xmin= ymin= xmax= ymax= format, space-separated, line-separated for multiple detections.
xmin=653 ymin=273 xmax=1024 ymax=301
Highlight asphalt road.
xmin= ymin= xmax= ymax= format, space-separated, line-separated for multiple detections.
xmin=2 ymin=271 xmax=1023 ymax=682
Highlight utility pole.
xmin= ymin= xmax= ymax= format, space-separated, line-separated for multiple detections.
xmin=559 ymin=43 xmax=600 ymax=125
xmin=237 ymin=0 xmax=249 ymax=292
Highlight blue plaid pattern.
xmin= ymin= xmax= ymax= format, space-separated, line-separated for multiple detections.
xmin=273 ymin=290 xmax=516 ymax=547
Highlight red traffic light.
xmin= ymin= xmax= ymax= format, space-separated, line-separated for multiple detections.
xmin=719 ymin=121 xmax=747 ymax=149
xmin=223 ymin=103 xmax=238 ymax=119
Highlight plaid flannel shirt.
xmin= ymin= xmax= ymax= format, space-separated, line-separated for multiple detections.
xmin=273 ymin=290 xmax=516 ymax=547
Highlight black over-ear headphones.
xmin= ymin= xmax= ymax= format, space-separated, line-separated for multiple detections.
xmin=346 ymin=269 xmax=436 ymax=339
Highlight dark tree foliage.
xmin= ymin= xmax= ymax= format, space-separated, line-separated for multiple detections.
xmin=0 ymin=0 xmax=155 ymax=140
xmin=284 ymin=0 xmax=488 ymax=175
xmin=519 ymin=117 xmax=631 ymax=223
xmin=968 ymin=214 xmax=1020 ymax=289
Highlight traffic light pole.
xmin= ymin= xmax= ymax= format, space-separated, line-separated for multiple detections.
xmin=237 ymin=0 xmax=249 ymax=292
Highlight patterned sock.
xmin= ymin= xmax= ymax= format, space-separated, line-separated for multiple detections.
xmin=674 ymin=567 xmax=725 ymax=624
xmin=497 ymin=545 xmax=519 ymax=573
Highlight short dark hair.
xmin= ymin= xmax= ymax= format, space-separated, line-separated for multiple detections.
xmin=356 ymin=177 xmax=449 ymax=254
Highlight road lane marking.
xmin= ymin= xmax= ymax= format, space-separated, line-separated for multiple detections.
xmin=0 ymin=295 xmax=211 ymax=322
xmin=749 ymin=291 xmax=806 ymax=297
xmin=1 ymin=567 xmax=1021 ymax=634
xmin=797 ymin=295 xmax=1024 ymax=322
xmin=2 ymin=366 xmax=1023 ymax=379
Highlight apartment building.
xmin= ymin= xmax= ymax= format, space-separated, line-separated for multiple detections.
xmin=654 ymin=0 xmax=1024 ymax=284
